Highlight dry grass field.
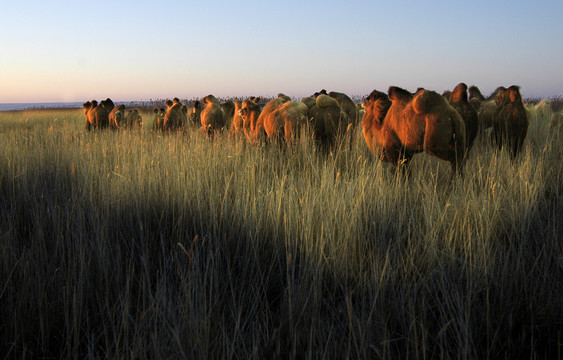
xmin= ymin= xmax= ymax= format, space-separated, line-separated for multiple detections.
xmin=0 ymin=104 xmax=561 ymax=359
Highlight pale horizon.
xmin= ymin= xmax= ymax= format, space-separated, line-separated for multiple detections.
xmin=2 ymin=0 xmax=562 ymax=103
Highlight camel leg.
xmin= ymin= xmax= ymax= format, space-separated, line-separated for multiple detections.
xmin=423 ymin=120 xmax=465 ymax=178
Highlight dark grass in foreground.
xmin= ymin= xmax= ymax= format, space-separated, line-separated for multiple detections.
xmin=0 ymin=108 xmax=561 ymax=359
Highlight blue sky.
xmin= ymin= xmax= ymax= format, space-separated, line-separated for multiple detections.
xmin=1 ymin=0 xmax=562 ymax=102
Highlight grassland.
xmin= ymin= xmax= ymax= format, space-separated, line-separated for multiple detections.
xmin=0 ymin=106 xmax=561 ymax=359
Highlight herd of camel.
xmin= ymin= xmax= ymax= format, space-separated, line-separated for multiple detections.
xmin=82 ymin=83 xmax=532 ymax=178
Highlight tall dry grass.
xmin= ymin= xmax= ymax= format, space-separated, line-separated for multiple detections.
xmin=0 ymin=106 xmax=561 ymax=359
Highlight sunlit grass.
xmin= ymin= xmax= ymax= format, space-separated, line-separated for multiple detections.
xmin=0 ymin=107 xmax=561 ymax=358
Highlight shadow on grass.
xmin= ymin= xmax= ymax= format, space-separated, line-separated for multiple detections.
xmin=0 ymin=158 xmax=561 ymax=359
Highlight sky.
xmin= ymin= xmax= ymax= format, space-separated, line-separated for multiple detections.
xmin=1 ymin=0 xmax=562 ymax=103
